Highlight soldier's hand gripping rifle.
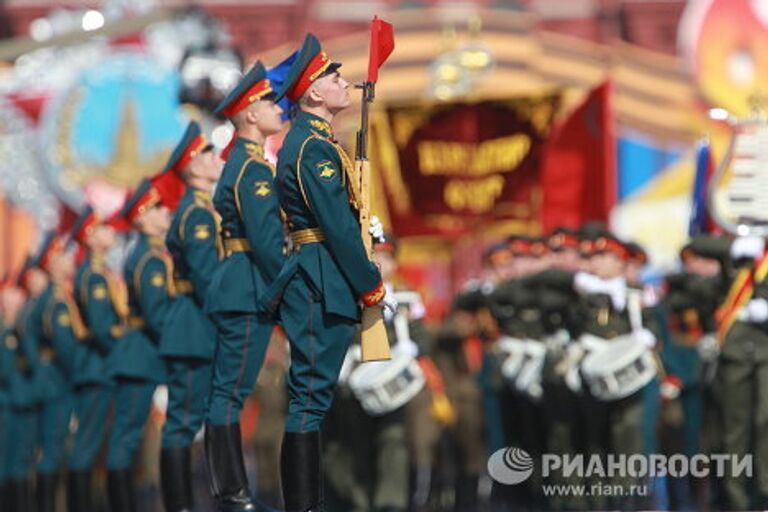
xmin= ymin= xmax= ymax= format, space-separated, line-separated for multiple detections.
xmin=356 ymin=16 xmax=395 ymax=362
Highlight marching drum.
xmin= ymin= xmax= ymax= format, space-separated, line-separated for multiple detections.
xmin=348 ymin=353 xmax=425 ymax=416
xmin=580 ymin=335 xmax=657 ymax=401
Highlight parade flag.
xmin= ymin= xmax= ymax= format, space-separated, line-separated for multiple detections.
xmin=367 ymin=16 xmax=394 ymax=83
xmin=688 ymin=139 xmax=719 ymax=236
xmin=540 ymin=80 xmax=616 ymax=231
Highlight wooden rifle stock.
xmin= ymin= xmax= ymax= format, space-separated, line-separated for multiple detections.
xmin=356 ymin=81 xmax=391 ymax=362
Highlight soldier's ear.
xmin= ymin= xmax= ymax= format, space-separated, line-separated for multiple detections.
xmin=306 ymin=83 xmax=325 ymax=105
xmin=244 ymin=107 xmax=260 ymax=125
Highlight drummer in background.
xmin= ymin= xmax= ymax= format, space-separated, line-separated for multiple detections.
xmin=324 ymin=231 xmax=432 ymax=512
xmin=576 ymin=233 xmax=656 ymax=510
xmin=486 ymin=236 xmax=550 ymax=510
xmin=536 ymin=228 xmax=588 ymax=511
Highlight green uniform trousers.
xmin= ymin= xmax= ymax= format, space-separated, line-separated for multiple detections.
xmin=106 ymin=378 xmax=155 ymax=470
xmin=281 ymin=275 xmax=355 ymax=433
xmin=7 ymin=405 xmax=38 ymax=479
xmin=69 ymin=384 xmax=113 ymax=471
xmin=0 ymin=405 xmax=9 ymax=482
xmin=37 ymin=393 xmax=74 ymax=473
xmin=717 ymin=323 xmax=768 ymax=510
xmin=161 ymin=357 xmax=211 ymax=448
xmin=206 ymin=312 xmax=273 ymax=426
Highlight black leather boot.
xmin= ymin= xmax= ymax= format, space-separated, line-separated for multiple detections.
xmin=36 ymin=472 xmax=58 ymax=512
xmin=11 ymin=478 xmax=32 ymax=512
xmin=205 ymin=423 xmax=256 ymax=512
xmin=107 ymin=469 xmax=136 ymax=512
xmin=280 ymin=431 xmax=323 ymax=512
xmin=67 ymin=470 xmax=91 ymax=512
xmin=160 ymin=447 xmax=193 ymax=512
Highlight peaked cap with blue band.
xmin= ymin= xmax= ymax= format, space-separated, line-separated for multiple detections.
xmin=277 ymin=33 xmax=341 ymax=102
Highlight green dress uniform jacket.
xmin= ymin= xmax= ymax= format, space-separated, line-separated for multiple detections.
xmin=267 ymin=111 xmax=383 ymax=319
xmin=206 ymin=137 xmax=285 ymax=315
xmin=74 ymin=255 xmax=121 ymax=387
xmin=161 ymin=187 xmax=219 ymax=360
xmin=110 ymin=234 xmax=168 ymax=382
xmin=35 ymin=284 xmax=79 ymax=401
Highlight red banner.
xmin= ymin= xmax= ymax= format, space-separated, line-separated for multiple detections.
xmin=540 ymin=81 xmax=616 ymax=231
xmin=371 ymin=95 xmax=560 ymax=238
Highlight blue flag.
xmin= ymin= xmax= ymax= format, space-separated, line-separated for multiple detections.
xmin=688 ymin=139 xmax=715 ymax=236
xmin=268 ymin=51 xmax=298 ymax=121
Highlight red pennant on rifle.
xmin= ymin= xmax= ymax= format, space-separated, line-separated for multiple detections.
xmin=367 ymin=16 xmax=394 ymax=83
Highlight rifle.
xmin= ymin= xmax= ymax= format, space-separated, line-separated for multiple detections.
xmin=355 ymin=79 xmax=391 ymax=362
xmin=355 ymin=16 xmax=394 ymax=362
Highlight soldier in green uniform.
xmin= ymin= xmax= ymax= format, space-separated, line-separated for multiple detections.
xmin=68 ymin=206 xmax=121 ymax=512
xmin=160 ymin=122 xmax=224 ymax=512
xmin=270 ymin=33 xmax=393 ymax=511
xmin=689 ymin=234 xmax=768 ymax=509
xmin=10 ymin=257 xmax=51 ymax=510
xmin=0 ymin=278 xmax=14 ymax=507
xmin=32 ymin=233 xmax=82 ymax=512
xmin=103 ymin=179 xmax=174 ymax=512
xmin=0 ymin=279 xmax=17 ymax=508
xmin=2 ymin=269 xmax=41 ymax=511
xmin=203 ymin=61 xmax=286 ymax=512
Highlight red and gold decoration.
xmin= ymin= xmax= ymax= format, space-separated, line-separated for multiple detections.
xmin=370 ymin=94 xmax=560 ymax=238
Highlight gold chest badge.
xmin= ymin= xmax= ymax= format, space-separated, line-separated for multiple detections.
xmin=150 ymin=272 xmax=165 ymax=287
xmin=194 ymin=224 xmax=211 ymax=240
xmin=92 ymin=284 xmax=108 ymax=300
xmin=57 ymin=313 xmax=71 ymax=326
xmin=316 ymin=160 xmax=336 ymax=180
xmin=254 ymin=181 xmax=271 ymax=197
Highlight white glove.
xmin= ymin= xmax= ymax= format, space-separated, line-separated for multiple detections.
xmin=369 ymin=215 xmax=385 ymax=244
xmin=634 ymin=327 xmax=656 ymax=349
xmin=697 ymin=334 xmax=720 ymax=361
xmin=731 ymin=236 xmax=765 ymax=260
xmin=381 ymin=294 xmax=398 ymax=314
xmin=660 ymin=376 xmax=682 ymax=401
xmin=603 ymin=277 xmax=628 ymax=311
xmin=574 ymin=271 xmax=604 ymax=294
xmin=747 ymin=298 xmax=768 ymax=323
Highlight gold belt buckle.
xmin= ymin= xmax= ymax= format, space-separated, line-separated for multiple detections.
xmin=174 ymin=279 xmax=194 ymax=294
xmin=290 ymin=228 xmax=326 ymax=248
xmin=224 ymin=238 xmax=251 ymax=254
xmin=40 ymin=347 xmax=56 ymax=363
